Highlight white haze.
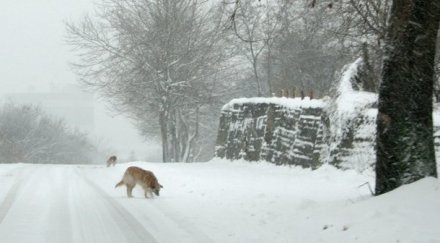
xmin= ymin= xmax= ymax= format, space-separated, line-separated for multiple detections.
xmin=0 ymin=0 xmax=160 ymax=161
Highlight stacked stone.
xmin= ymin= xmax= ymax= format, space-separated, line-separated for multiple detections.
xmin=216 ymin=98 xmax=326 ymax=169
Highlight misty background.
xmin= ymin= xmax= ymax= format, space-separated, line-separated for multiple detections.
xmin=2 ymin=0 xmax=438 ymax=164
xmin=0 ymin=0 xmax=161 ymax=162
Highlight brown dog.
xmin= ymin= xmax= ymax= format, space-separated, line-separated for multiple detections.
xmin=107 ymin=155 xmax=117 ymax=167
xmin=115 ymin=166 xmax=163 ymax=198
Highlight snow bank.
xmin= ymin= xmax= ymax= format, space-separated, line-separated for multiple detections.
xmin=315 ymin=177 xmax=440 ymax=243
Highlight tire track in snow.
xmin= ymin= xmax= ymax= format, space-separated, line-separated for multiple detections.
xmin=125 ymin=198 xmax=216 ymax=243
xmin=44 ymin=166 xmax=75 ymax=243
xmin=0 ymin=165 xmax=34 ymax=224
xmin=152 ymin=202 xmax=215 ymax=243
xmin=0 ymin=165 xmax=76 ymax=243
xmin=76 ymin=168 xmax=158 ymax=243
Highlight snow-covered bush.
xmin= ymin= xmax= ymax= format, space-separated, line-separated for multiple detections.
xmin=325 ymin=58 xmax=378 ymax=171
xmin=0 ymin=103 xmax=96 ymax=164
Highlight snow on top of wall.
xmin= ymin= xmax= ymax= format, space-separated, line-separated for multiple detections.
xmin=336 ymin=91 xmax=377 ymax=114
xmin=222 ymin=97 xmax=326 ymax=111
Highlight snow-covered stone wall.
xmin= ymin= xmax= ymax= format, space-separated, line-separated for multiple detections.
xmin=215 ymin=97 xmax=326 ymax=169
xmin=216 ymin=59 xmax=440 ymax=171
xmin=216 ymin=96 xmax=440 ymax=171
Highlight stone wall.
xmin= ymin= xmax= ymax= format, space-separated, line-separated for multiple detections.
xmin=215 ymin=96 xmax=440 ymax=171
xmin=215 ymin=97 xmax=326 ymax=169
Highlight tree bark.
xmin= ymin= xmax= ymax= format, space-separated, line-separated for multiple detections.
xmin=170 ymin=109 xmax=179 ymax=162
xmin=182 ymin=106 xmax=199 ymax=162
xmin=160 ymin=110 xmax=169 ymax=162
xmin=375 ymin=0 xmax=440 ymax=195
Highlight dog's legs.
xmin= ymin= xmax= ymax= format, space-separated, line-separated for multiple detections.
xmin=127 ymin=184 xmax=134 ymax=198
xmin=144 ymin=187 xmax=155 ymax=198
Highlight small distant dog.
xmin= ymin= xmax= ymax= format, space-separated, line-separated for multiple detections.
xmin=115 ymin=166 xmax=163 ymax=198
xmin=107 ymin=155 xmax=117 ymax=167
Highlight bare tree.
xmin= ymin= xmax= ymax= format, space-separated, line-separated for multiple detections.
xmin=67 ymin=0 xmax=231 ymax=162
xmin=332 ymin=0 xmax=391 ymax=92
xmin=228 ymin=0 xmax=284 ymax=96
xmin=265 ymin=2 xmax=348 ymax=95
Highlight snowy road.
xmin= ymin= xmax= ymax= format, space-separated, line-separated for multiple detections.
xmin=0 ymin=161 xmax=439 ymax=243
xmin=0 ymin=163 xmax=217 ymax=243
xmin=0 ymin=165 xmax=157 ymax=242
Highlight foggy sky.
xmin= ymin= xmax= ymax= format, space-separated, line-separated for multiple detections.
xmin=0 ymin=0 xmax=159 ymax=161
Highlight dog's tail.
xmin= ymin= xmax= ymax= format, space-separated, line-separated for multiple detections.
xmin=115 ymin=180 xmax=124 ymax=188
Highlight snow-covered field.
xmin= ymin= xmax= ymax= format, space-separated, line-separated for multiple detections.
xmin=0 ymin=159 xmax=439 ymax=243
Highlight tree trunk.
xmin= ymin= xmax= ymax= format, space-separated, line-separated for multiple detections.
xmin=177 ymin=110 xmax=189 ymax=162
xmin=170 ymin=109 xmax=179 ymax=162
xmin=182 ymin=106 xmax=199 ymax=162
xmin=249 ymin=41 xmax=263 ymax=97
xmin=361 ymin=42 xmax=377 ymax=92
xmin=375 ymin=0 xmax=440 ymax=195
xmin=159 ymin=110 xmax=169 ymax=162
xmin=266 ymin=42 xmax=273 ymax=95
xmin=252 ymin=60 xmax=262 ymax=97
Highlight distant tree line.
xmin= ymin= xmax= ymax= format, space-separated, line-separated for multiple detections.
xmin=0 ymin=103 xmax=96 ymax=164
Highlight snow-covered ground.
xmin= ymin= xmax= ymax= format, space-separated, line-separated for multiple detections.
xmin=0 ymin=159 xmax=439 ymax=243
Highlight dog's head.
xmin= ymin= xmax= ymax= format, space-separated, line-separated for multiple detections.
xmin=154 ymin=184 xmax=163 ymax=196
